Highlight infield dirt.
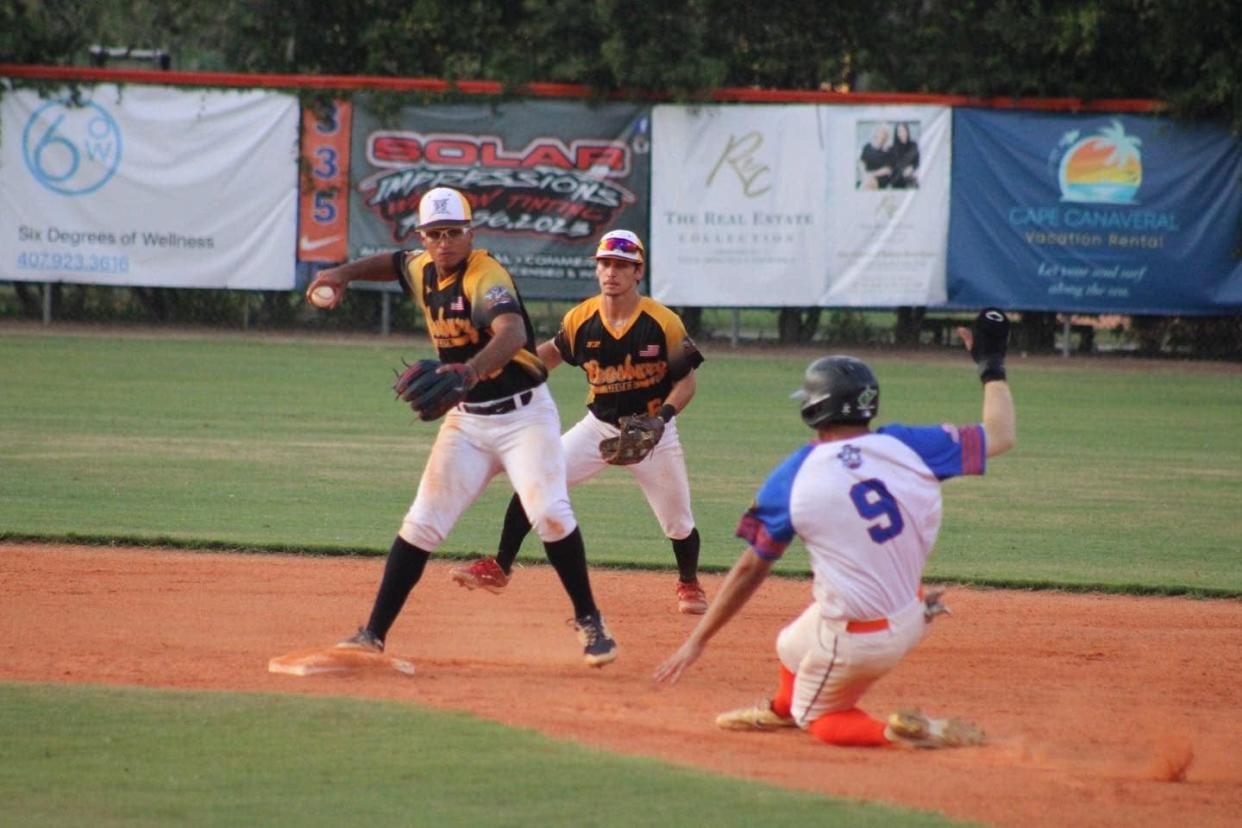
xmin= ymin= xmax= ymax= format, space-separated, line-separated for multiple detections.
xmin=3 ymin=543 xmax=1239 ymax=827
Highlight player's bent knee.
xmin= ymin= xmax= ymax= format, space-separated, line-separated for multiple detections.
xmin=775 ymin=629 xmax=801 ymax=666
xmin=400 ymin=523 xmax=443 ymax=552
xmin=663 ymin=521 xmax=696 ymax=540
xmin=529 ymin=503 xmax=578 ymax=543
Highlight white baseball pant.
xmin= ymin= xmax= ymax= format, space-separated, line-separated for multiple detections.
xmin=776 ymin=597 xmax=929 ymax=728
xmin=399 ymin=384 xmax=577 ymax=550
xmin=560 ymin=412 xmax=695 ymax=540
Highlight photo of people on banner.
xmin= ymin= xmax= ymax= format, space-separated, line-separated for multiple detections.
xmin=856 ymin=121 xmax=921 ymax=190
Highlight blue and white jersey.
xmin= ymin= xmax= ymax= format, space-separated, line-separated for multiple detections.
xmin=736 ymin=424 xmax=986 ymax=622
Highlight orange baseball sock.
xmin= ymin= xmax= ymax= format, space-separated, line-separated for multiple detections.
xmin=770 ymin=665 xmax=796 ymax=718
xmin=808 ymin=707 xmax=889 ymax=747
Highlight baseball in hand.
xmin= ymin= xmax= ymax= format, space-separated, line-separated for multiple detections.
xmin=309 ymin=285 xmax=337 ymax=309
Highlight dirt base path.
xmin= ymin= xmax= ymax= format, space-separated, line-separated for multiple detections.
xmin=3 ymin=544 xmax=1240 ymax=827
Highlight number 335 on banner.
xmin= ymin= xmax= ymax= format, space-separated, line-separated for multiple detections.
xmin=297 ymin=101 xmax=351 ymax=263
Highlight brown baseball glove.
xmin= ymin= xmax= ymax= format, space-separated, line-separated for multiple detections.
xmin=599 ymin=415 xmax=665 ymax=465
xmin=393 ymin=359 xmax=471 ymax=422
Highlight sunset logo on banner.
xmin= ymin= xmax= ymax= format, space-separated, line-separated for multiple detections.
xmin=21 ymin=98 xmax=122 ymax=196
xmin=1052 ymin=120 xmax=1143 ymax=205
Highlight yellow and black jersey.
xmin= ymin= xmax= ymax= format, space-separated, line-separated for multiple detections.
xmin=393 ymin=248 xmax=546 ymax=402
xmin=553 ymin=295 xmax=704 ymax=425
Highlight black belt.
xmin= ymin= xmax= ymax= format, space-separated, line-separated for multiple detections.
xmin=460 ymin=390 xmax=534 ymax=416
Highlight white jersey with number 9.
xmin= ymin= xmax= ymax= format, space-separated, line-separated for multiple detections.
xmin=737 ymin=423 xmax=987 ymax=622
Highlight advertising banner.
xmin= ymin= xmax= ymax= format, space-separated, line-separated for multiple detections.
xmin=349 ymin=98 xmax=651 ymax=300
xmin=819 ymin=105 xmax=950 ymax=306
xmin=948 ymin=109 xmax=1242 ymax=313
xmin=650 ymin=105 xmax=827 ymax=306
xmin=0 ymin=84 xmax=299 ymax=289
xmin=650 ymin=104 xmax=950 ymax=307
xmin=297 ymin=100 xmax=351 ymax=263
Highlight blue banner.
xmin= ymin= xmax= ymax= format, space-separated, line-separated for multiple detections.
xmin=948 ymin=109 xmax=1242 ymax=314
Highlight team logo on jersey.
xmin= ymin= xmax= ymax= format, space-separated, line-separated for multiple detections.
xmin=426 ymin=306 xmax=480 ymax=347
xmin=483 ymin=285 xmax=515 ymax=310
xmin=584 ymin=354 xmax=666 ymax=394
xmin=837 ymin=445 xmax=863 ymax=469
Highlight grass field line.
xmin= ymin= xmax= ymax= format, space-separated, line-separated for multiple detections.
xmin=3 ymin=535 xmax=1239 ymax=600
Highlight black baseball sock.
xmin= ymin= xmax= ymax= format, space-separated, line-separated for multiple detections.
xmin=672 ymin=528 xmax=701 ymax=583
xmin=542 ymin=526 xmax=598 ymax=619
xmin=365 ymin=535 xmax=431 ymax=640
xmin=495 ymin=493 xmax=532 ymax=574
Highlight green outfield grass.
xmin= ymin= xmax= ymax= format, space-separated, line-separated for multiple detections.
xmin=0 ymin=683 xmax=963 ymax=827
xmin=1 ymin=331 xmax=1238 ymax=594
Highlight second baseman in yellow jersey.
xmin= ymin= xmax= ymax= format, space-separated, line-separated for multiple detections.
xmin=308 ymin=187 xmax=616 ymax=667
xmin=451 ymin=230 xmax=710 ymax=613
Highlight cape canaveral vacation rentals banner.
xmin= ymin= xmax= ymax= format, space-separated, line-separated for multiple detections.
xmin=0 ymin=85 xmax=299 ymax=289
xmin=650 ymin=104 xmax=950 ymax=307
xmin=948 ymin=109 xmax=1242 ymax=313
xmin=348 ymin=98 xmax=651 ymax=300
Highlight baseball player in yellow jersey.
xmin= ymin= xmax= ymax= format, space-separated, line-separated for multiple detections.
xmin=451 ymin=230 xmax=710 ymax=614
xmin=305 ymin=186 xmax=617 ymax=667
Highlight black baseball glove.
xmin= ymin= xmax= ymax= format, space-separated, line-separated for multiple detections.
xmin=968 ymin=308 xmax=1010 ymax=383
xmin=393 ymin=359 xmax=472 ymax=421
xmin=599 ymin=415 xmax=665 ymax=465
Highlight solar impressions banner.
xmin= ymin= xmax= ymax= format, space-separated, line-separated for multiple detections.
xmin=347 ymin=97 xmax=652 ymax=300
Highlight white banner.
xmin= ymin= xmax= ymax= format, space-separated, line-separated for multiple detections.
xmin=650 ymin=105 xmax=828 ymax=306
xmin=650 ymin=104 xmax=950 ymax=307
xmin=1 ymin=84 xmax=298 ymax=289
xmin=820 ymin=105 xmax=950 ymax=306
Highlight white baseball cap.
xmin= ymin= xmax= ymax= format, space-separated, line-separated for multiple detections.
xmin=418 ymin=187 xmax=473 ymax=229
xmin=594 ymin=229 xmax=644 ymax=263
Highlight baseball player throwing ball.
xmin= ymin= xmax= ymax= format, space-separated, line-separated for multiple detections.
xmin=450 ymin=230 xmax=709 ymax=613
xmin=654 ymin=309 xmax=1016 ymax=748
xmin=305 ymin=186 xmax=617 ymax=667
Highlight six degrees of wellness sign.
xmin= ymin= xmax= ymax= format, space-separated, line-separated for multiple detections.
xmin=0 ymin=84 xmax=299 ymax=289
